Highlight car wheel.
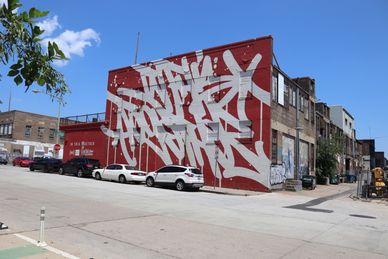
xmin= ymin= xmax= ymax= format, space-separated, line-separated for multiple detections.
xmin=192 ymin=187 xmax=200 ymax=192
xmin=43 ymin=166 xmax=48 ymax=173
xmin=146 ymin=177 xmax=154 ymax=187
xmin=77 ymin=169 xmax=83 ymax=178
xmin=95 ymin=172 xmax=101 ymax=180
xmin=119 ymin=175 xmax=126 ymax=184
xmin=176 ymin=180 xmax=185 ymax=191
xmin=59 ymin=168 xmax=64 ymax=175
xmin=29 ymin=166 xmax=34 ymax=172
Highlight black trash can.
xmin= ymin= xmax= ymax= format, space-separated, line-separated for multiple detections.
xmin=302 ymin=175 xmax=316 ymax=190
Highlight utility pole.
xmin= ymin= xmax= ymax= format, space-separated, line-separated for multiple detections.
xmin=295 ymin=87 xmax=301 ymax=180
xmin=134 ymin=32 xmax=140 ymax=64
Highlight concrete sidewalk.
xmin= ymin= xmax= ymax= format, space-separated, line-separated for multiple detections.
xmin=201 ymin=183 xmax=357 ymax=197
xmin=0 ymin=232 xmax=77 ymax=259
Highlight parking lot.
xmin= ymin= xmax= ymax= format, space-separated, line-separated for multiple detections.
xmin=1 ymin=164 xmax=388 ymax=258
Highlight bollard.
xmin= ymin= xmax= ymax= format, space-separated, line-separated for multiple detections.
xmin=38 ymin=206 xmax=47 ymax=247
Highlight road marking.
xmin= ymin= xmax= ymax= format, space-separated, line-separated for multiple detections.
xmin=14 ymin=233 xmax=80 ymax=259
xmin=0 ymin=244 xmax=45 ymax=258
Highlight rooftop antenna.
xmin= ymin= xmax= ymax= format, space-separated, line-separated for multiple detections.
xmin=134 ymin=32 xmax=140 ymax=64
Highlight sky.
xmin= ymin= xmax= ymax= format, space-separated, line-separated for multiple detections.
xmin=0 ymin=0 xmax=387 ymax=154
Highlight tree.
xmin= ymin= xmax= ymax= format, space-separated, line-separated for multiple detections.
xmin=0 ymin=0 xmax=68 ymax=99
xmin=316 ymin=138 xmax=342 ymax=179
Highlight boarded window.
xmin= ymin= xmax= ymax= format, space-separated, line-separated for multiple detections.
xmin=239 ymin=71 xmax=253 ymax=99
xmin=238 ymin=120 xmax=252 ymax=139
xmin=207 ymin=122 xmax=219 ymax=142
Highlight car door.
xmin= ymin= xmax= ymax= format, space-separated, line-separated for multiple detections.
xmin=155 ymin=166 xmax=173 ymax=184
xmin=111 ymin=165 xmax=123 ymax=181
xmin=103 ymin=164 xmax=116 ymax=180
xmin=169 ymin=166 xmax=186 ymax=182
xmin=64 ymin=158 xmax=76 ymax=174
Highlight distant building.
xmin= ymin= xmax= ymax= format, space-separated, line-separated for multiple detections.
xmin=0 ymin=110 xmax=64 ymax=159
xmin=329 ymin=105 xmax=356 ymax=175
xmin=375 ymin=151 xmax=386 ymax=168
xmin=315 ymin=102 xmax=330 ymax=142
xmin=358 ymin=139 xmax=375 ymax=171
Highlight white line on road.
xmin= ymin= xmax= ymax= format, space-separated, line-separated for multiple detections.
xmin=14 ymin=233 xmax=80 ymax=259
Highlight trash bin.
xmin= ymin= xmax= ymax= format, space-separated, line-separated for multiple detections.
xmin=302 ymin=175 xmax=316 ymax=190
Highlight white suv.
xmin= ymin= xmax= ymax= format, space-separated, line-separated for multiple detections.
xmin=145 ymin=165 xmax=204 ymax=191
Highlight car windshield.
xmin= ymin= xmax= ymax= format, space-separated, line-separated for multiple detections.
xmin=21 ymin=157 xmax=30 ymax=160
xmin=125 ymin=166 xmax=137 ymax=170
xmin=190 ymin=168 xmax=202 ymax=175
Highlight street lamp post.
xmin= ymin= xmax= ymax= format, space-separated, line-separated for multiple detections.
xmin=32 ymin=90 xmax=64 ymax=158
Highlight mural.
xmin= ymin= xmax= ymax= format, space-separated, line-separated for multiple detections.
xmin=270 ymin=163 xmax=286 ymax=185
xmin=299 ymin=141 xmax=309 ymax=177
xmin=102 ymin=37 xmax=273 ymax=191
xmin=282 ymin=136 xmax=295 ymax=179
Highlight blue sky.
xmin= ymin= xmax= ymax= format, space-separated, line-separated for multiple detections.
xmin=0 ymin=0 xmax=387 ymax=154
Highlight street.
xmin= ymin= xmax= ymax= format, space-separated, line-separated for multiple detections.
xmin=0 ymin=165 xmax=387 ymax=259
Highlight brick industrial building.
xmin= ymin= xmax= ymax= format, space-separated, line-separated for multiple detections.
xmin=0 ymin=110 xmax=64 ymax=160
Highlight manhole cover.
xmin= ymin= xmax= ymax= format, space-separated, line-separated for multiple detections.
xmin=349 ymin=214 xmax=376 ymax=219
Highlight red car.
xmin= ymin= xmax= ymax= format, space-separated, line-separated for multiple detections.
xmin=12 ymin=157 xmax=34 ymax=167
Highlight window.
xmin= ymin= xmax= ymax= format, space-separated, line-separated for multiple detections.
xmin=349 ymin=122 xmax=352 ymax=129
xmin=272 ymin=74 xmax=278 ymax=101
xmin=207 ymin=122 xmax=219 ymax=142
xmin=345 ymin=119 xmax=348 ymax=125
xmin=292 ymin=89 xmax=296 ymax=107
xmin=277 ymin=73 xmax=284 ymax=105
xmin=239 ymin=71 xmax=253 ymax=99
xmin=0 ymin=125 xmax=4 ymax=135
xmin=37 ymin=127 xmax=45 ymax=138
xmin=106 ymin=164 xmax=116 ymax=170
xmin=238 ymin=120 xmax=252 ymax=139
xmin=272 ymin=130 xmax=277 ymax=164
xmin=49 ymin=129 xmax=56 ymax=140
xmin=299 ymin=95 xmax=304 ymax=112
xmin=304 ymin=98 xmax=309 ymax=120
xmin=25 ymin=125 xmax=32 ymax=136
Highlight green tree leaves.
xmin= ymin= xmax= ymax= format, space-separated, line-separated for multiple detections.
xmin=0 ymin=0 xmax=68 ymax=99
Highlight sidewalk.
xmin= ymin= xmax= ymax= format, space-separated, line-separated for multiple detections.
xmin=0 ymin=232 xmax=77 ymax=259
xmin=200 ymin=183 xmax=357 ymax=197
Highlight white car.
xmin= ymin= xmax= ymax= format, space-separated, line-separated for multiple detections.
xmin=93 ymin=164 xmax=146 ymax=183
xmin=145 ymin=165 xmax=204 ymax=191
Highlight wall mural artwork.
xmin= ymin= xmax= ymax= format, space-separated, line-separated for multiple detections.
xmin=282 ymin=136 xmax=295 ymax=179
xmin=101 ymin=38 xmax=273 ymax=190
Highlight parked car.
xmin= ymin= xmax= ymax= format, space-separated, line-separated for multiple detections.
xmin=29 ymin=158 xmax=63 ymax=173
xmin=59 ymin=157 xmax=100 ymax=177
xmin=12 ymin=157 xmax=34 ymax=167
xmin=0 ymin=157 xmax=7 ymax=165
xmin=301 ymin=175 xmax=316 ymax=190
xmin=145 ymin=165 xmax=204 ymax=191
xmin=92 ymin=164 xmax=146 ymax=183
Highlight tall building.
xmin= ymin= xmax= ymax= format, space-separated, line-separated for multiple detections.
xmin=0 ymin=110 xmax=64 ymax=159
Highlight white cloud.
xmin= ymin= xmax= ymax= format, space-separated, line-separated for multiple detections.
xmin=42 ymin=28 xmax=100 ymax=66
xmin=36 ymin=16 xmax=61 ymax=37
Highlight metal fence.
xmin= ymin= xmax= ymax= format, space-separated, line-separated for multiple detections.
xmin=60 ymin=112 xmax=105 ymax=126
xmin=356 ymin=170 xmax=388 ymax=199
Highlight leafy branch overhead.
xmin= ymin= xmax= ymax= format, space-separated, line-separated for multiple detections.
xmin=0 ymin=0 xmax=68 ymax=98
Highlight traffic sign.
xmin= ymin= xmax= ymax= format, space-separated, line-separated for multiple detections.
xmin=54 ymin=144 xmax=61 ymax=152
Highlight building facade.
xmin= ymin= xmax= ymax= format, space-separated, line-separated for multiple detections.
xmin=359 ymin=139 xmax=375 ymax=171
xmin=0 ymin=110 xmax=64 ymax=159
xmin=270 ymin=72 xmax=316 ymax=186
xmin=329 ymin=106 xmax=356 ymax=175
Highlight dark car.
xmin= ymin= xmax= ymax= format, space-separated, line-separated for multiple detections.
xmin=60 ymin=157 xmax=100 ymax=177
xmin=29 ymin=158 xmax=63 ymax=173
xmin=301 ymin=175 xmax=316 ymax=190
xmin=0 ymin=157 xmax=7 ymax=165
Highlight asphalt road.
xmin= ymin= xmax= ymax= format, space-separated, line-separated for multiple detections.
xmin=0 ymin=165 xmax=387 ymax=259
